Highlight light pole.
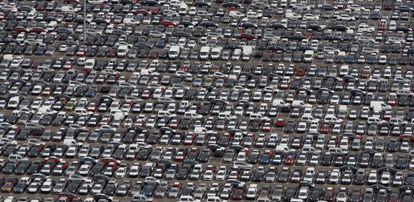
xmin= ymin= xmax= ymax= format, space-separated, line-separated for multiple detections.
xmin=83 ymin=0 xmax=86 ymax=45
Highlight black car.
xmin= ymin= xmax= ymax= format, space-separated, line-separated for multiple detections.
xmin=13 ymin=180 xmax=28 ymax=194
xmin=309 ymin=187 xmax=323 ymax=202
xmin=2 ymin=162 xmax=15 ymax=175
xmin=103 ymin=181 xmax=117 ymax=196
xmin=283 ymin=121 xmax=296 ymax=133
xmin=14 ymin=161 xmax=31 ymax=175
xmin=277 ymin=168 xmax=290 ymax=183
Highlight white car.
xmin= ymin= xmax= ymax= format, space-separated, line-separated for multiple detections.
xmin=367 ymin=171 xmax=378 ymax=184
xmin=203 ymin=169 xmax=214 ymax=181
xmin=378 ymin=55 xmax=387 ymax=64
xmin=78 ymin=164 xmax=91 ymax=176
xmin=324 ymin=116 xmax=343 ymax=124
xmin=338 ymin=14 xmax=355 ymax=21
xmin=297 ymin=122 xmax=308 ymax=133
xmin=115 ymin=166 xmax=127 ymax=178
xmin=245 ymin=184 xmax=258 ymax=200
xmin=328 ymin=169 xmax=340 ymax=184
xmin=302 ymin=13 xmax=319 ymax=20
xmin=40 ymin=179 xmax=53 ymax=193
xmin=216 ymin=166 xmax=227 ymax=181
xmin=128 ymin=163 xmax=140 ymax=178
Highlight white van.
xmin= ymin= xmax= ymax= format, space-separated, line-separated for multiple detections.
xmin=168 ymin=45 xmax=180 ymax=59
xmin=210 ymin=47 xmax=223 ymax=60
xmin=85 ymin=58 xmax=96 ymax=69
xmin=232 ymin=49 xmax=242 ymax=60
xmin=200 ymin=46 xmax=211 ymax=60
xmin=7 ymin=96 xmax=20 ymax=109
xmin=242 ymin=45 xmax=255 ymax=61
xmin=178 ymin=3 xmax=189 ymax=15
xmin=117 ymin=45 xmax=129 ymax=57
xmin=303 ymin=50 xmax=314 ymax=62
xmin=339 ymin=65 xmax=349 ymax=76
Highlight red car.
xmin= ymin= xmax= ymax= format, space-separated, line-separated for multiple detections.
xmin=399 ymin=134 xmax=414 ymax=142
xmin=44 ymin=157 xmax=62 ymax=164
xmin=168 ymin=118 xmax=180 ymax=129
xmin=283 ymin=152 xmax=296 ymax=166
xmin=275 ymin=118 xmax=286 ymax=127
xmin=183 ymin=133 xmax=196 ymax=145
xmin=261 ymin=121 xmax=273 ymax=132
xmin=174 ymin=149 xmax=188 ymax=162
xmin=151 ymin=7 xmax=160 ymax=15
xmin=179 ymin=64 xmax=190 ymax=72
xmin=320 ymin=122 xmax=332 ymax=134
xmin=295 ymin=67 xmax=306 ymax=76
xmin=100 ymin=158 xmax=120 ymax=167
xmin=160 ymin=20 xmax=176 ymax=27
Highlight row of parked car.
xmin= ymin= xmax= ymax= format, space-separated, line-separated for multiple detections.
xmin=0 ymin=0 xmax=414 ymax=63
xmin=2 ymin=112 xmax=414 ymax=138
xmin=2 ymin=171 xmax=413 ymax=202
xmin=2 ymin=114 xmax=414 ymax=150
xmin=2 ymin=56 xmax=414 ymax=83
xmin=3 ymin=140 xmax=414 ymax=177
